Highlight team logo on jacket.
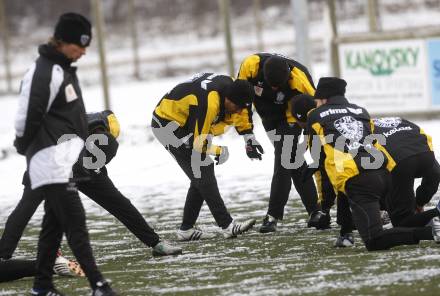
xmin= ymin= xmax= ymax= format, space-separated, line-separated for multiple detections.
xmin=65 ymin=84 xmax=78 ymax=102
xmin=275 ymin=92 xmax=285 ymax=104
xmin=334 ymin=116 xmax=363 ymax=142
xmin=373 ymin=117 xmax=402 ymax=128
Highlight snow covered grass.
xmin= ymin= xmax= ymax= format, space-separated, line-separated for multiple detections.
xmin=1 ymin=78 xmax=440 ymax=295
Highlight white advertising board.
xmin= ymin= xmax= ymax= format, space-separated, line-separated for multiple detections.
xmin=339 ymin=39 xmax=430 ymax=113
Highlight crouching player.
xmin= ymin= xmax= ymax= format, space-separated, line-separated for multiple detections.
xmin=372 ymin=117 xmax=440 ymax=230
xmin=291 ymin=77 xmax=440 ymax=251
xmin=314 ymin=117 xmax=440 ymax=247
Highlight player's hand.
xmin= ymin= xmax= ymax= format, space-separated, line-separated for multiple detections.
xmin=244 ymin=134 xmax=264 ymax=160
xmin=13 ymin=136 xmax=26 ymax=155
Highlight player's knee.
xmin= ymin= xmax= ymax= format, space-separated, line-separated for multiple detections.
xmin=364 ymin=237 xmax=389 ymax=251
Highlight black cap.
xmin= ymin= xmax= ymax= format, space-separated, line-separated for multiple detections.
xmin=263 ymin=56 xmax=290 ymax=88
xmin=226 ymin=79 xmax=254 ymax=108
xmin=314 ymin=77 xmax=347 ymax=99
xmin=291 ymin=94 xmax=316 ymax=122
xmin=54 ymin=13 xmax=92 ymax=47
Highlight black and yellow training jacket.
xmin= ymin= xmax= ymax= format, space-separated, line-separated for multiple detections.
xmin=237 ymin=53 xmax=315 ymax=129
xmin=153 ymin=73 xmax=253 ymax=156
xmin=372 ymin=117 xmax=433 ymax=172
xmin=307 ymin=96 xmax=388 ymax=194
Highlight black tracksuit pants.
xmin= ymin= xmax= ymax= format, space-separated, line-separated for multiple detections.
xmin=34 ymin=183 xmax=102 ymax=290
xmin=77 ymin=169 xmax=159 ymax=247
xmin=264 ymin=121 xmax=319 ymax=219
xmin=0 ymin=259 xmax=36 ymax=282
xmin=152 ymin=119 xmax=233 ymax=229
xmin=0 ymin=171 xmax=159 ymax=260
xmin=387 ymin=152 xmax=440 ymax=227
xmin=345 ymin=169 xmax=433 ymax=251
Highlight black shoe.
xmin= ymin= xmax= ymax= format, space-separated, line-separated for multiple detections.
xmin=31 ymin=288 xmax=65 ymax=296
xmin=92 ymin=280 xmax=118 ymax=296
xmin=307 ymin=210 xmax=330 ymax=229
xmin=259 ymin=215 xmax=278 ymax=233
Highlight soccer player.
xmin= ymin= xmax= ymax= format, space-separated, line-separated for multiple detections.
xmin=291 ymin=77 xmax=440 ymax=251
xmin=1 ymin=110 xmax=182 ymax=265
xmin=152 ymin=73 xmax=257 ymax=241
xmin=13 ymin=13 xmax=116 ymax=296
xmin=372 ymin=117 xmax=440 ymax=227
xmin=237 ymin=53 xmax=327 ymax=233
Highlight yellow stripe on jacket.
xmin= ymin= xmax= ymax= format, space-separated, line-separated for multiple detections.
xmin=154 ymin=92 xmax=222 ymax=156
xmin=311 ymin=122 xmax=359 ymax=194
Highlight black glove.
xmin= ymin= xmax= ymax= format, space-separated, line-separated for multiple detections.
xmin=214 ymin=146 xmax=229 ymax=165
xmin=244 ymin=134 xmax=264 ymax=160
xmin=13 ymin=136 xmax=27 ymax=155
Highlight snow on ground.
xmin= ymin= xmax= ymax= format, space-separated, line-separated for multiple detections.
xmin=1 ymin=74 xmax=439 ymax=222
xmin=1 ymin=76 xmax=440 ymax=295
xmin=0 ymin=75 xmax=276 ymax=224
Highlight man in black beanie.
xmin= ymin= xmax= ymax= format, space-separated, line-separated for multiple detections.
xmin=152 ymin=73 xmax=257 ymax=241
xmin=238 ymin=53 xmax=325 ymax=233
xmin=13 ymin=12 xmax=116 ymax=295
xmin=291 ymin=77 xmax=440 ymax=251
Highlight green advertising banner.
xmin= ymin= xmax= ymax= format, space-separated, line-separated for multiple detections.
xmin=339 ymin=39 xmax=430 ymax=113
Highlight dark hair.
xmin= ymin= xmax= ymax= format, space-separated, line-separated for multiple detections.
xmin=291 ymin=94 xmax=316 ymax=122
xmin=226 ymin=79 xmax=254 ymax=108
xmin=263 ymin=56 xmax=290 ymax=88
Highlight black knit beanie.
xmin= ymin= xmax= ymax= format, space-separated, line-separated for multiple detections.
xmin=291 ymin=94 xmax=316 ymax=122
xmin=226 ymin=79 xmax=254 ymax=108
xmin=263 ymin=56 xmax=290 ymax=88
xmin=54 ymin=12 xmax=92 ymax=47
xmin=314 ymin=77 xmax=347 ymax=99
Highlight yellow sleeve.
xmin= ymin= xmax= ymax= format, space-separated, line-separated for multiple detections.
xmin=375 ymin=143 xmax=396 ymax=172
xmin=193 ymin=91 xmax=222 ymax=156
xmin=210 ymin=121 xmax=230 ymax=136
xmin=237 ymin=55 xmax=261 ymax=80
xmin=106 ymin=113 xmax=120 ymax=139
xmin=420 ymin=128 xmax=434 ymax=151
xmin=288 ymin=67 xmax=315 ymax=96
xmin=370 ymin=119 xmax=375 ymax=134
xmin=232 ymin=108 xmax=253 ymax=134
xmin=286 ymin=99 xmax=297 ymax=124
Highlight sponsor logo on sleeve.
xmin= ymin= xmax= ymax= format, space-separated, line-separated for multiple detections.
xmin=373 ymin=117 xmax=402 ymax=128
